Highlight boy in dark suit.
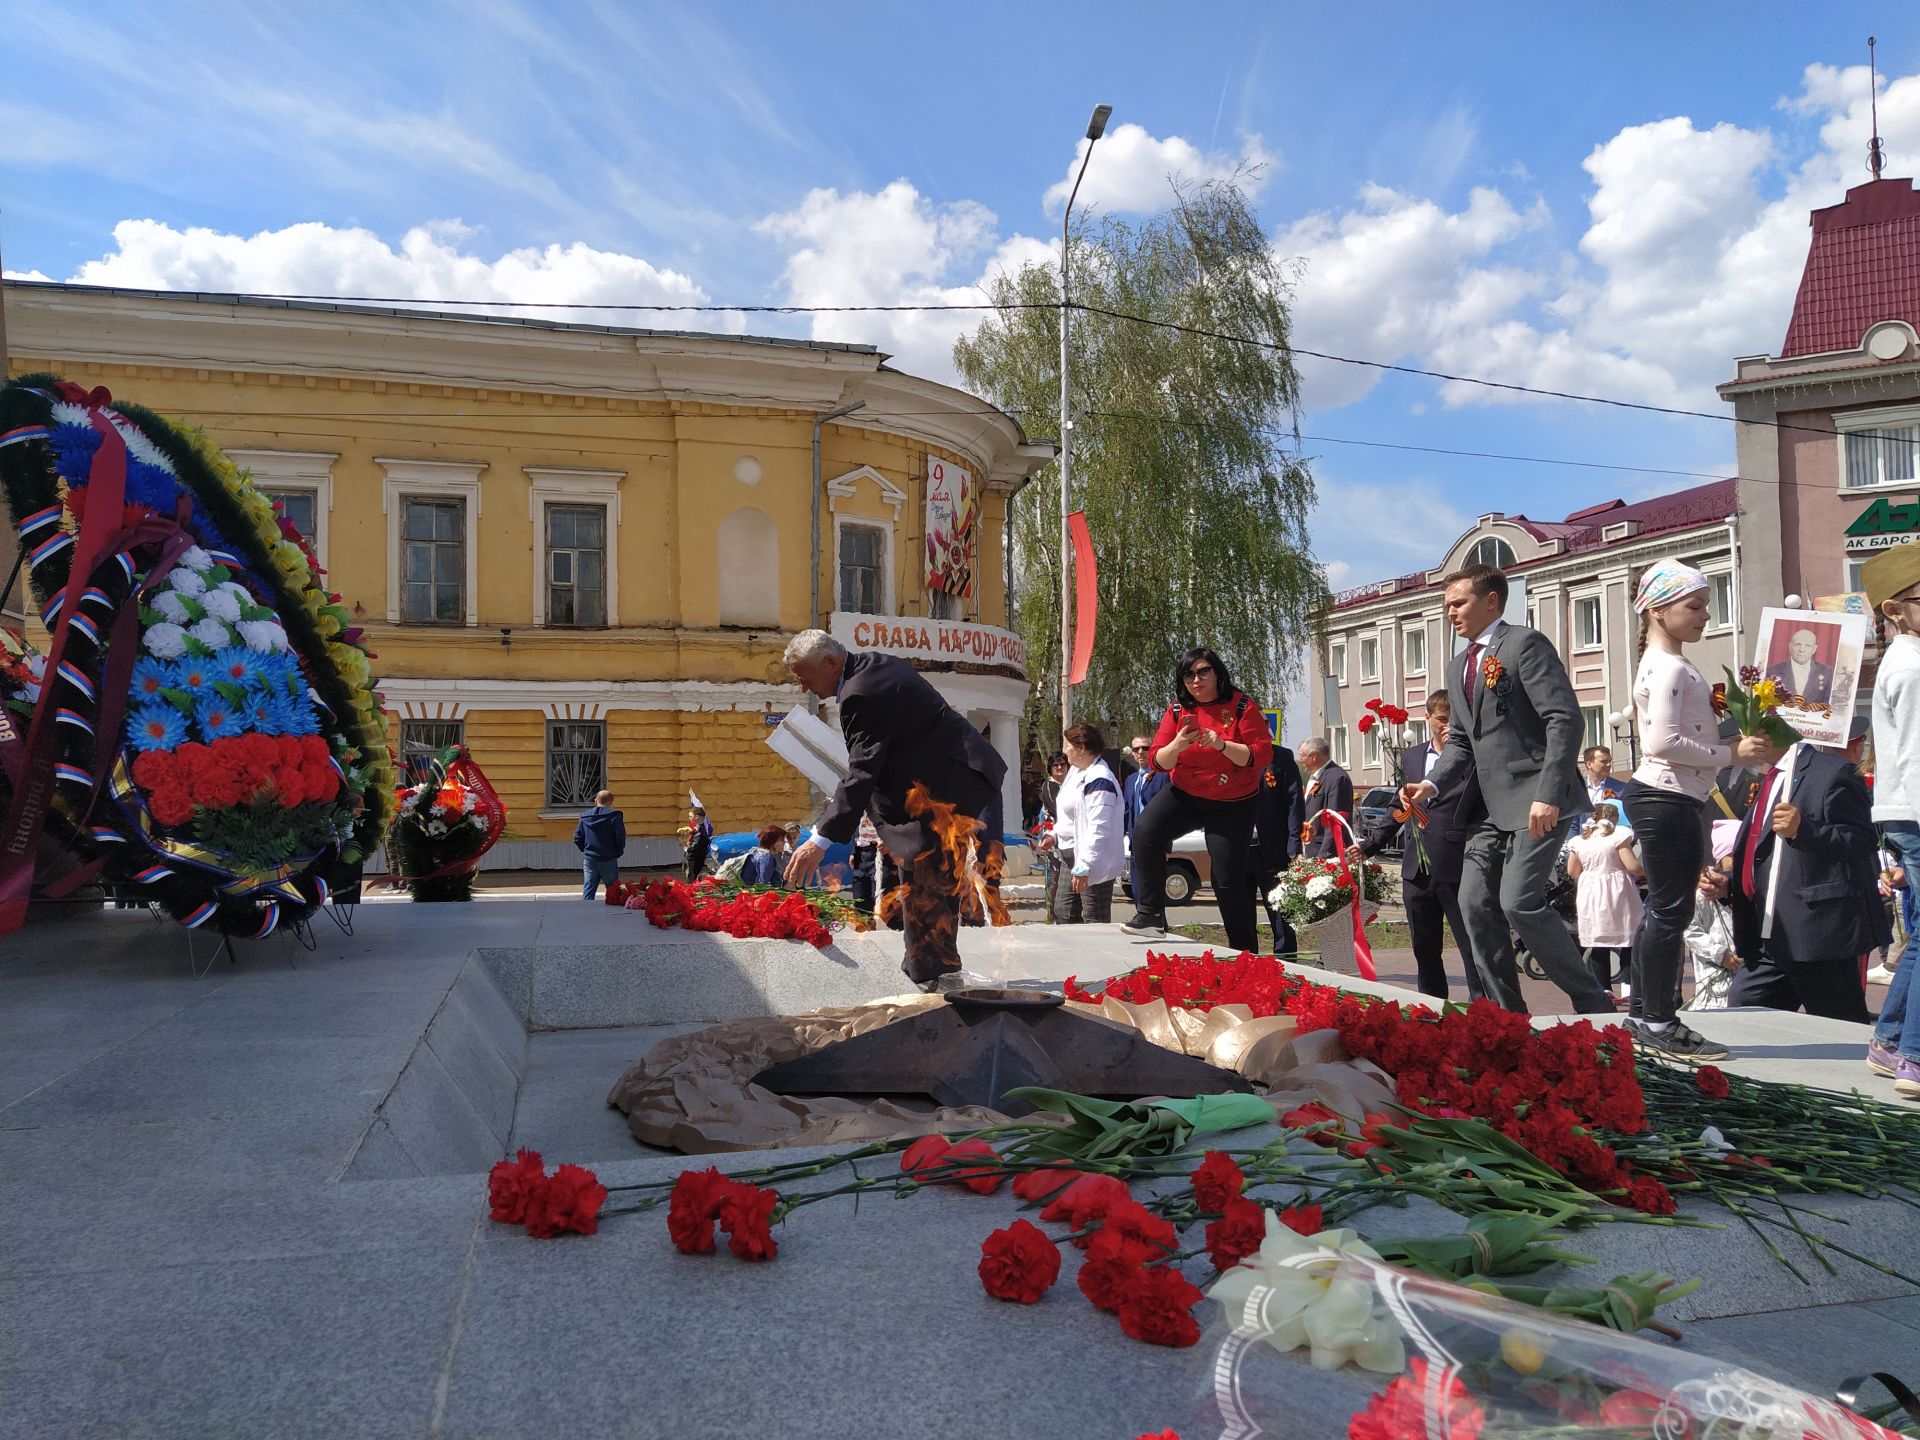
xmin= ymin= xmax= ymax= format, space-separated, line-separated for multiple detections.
xmin=1251 ymin=745 xmax=1305 ymax=953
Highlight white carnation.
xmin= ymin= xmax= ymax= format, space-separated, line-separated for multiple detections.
xmin=152 ymin=591 xmax=193 ymax=624
xmin=178 ymin=545 xmax=214 ymax=572
xmin=1305 ymin=875 xmax=1337 ymax=901
xmin=168 ymin=568 xmax=207 ymax=598
xmin=50 ymin=402 xmax=90 ymax=428
xmin=237 ymin=619 xmax=290 ymax=653
xmin=144 ymin=622 xmax=188 ymax=659
xmin=201 ymin=584 xmax=246 ymax=622
xmin=113 ymin=418 xmax=177 ymax=473
xmin=189 ymin=618 xmax=233 ymax=650
xmin=471 ymin=813 xmax=489 ymax=832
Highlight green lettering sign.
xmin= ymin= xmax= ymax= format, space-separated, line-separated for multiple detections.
xmin=1847 ymin=497 xmax=1920 ymax=537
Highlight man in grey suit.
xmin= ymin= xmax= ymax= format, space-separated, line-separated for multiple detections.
xmin=1400 ymin=564 xmax=1615 ymax=1014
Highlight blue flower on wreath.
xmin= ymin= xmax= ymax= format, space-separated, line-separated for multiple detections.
xmin=173 ymin=656 xmax=215 ymax=698
xmin=275 ymin=693 xmax=320 ymax=737
xmin=245 ymin=690 xmax=286 ymax=736
xmin=212 ymin=646 xmax=262 ymax=691
xmin=47 ymin=423 xmax=103 ymax=482
xmin=124 ymin=458 xmax=182 ymax=513
xmin=197 ymin=701 xmax=246 ymax=743
xmin=129 ymin=655 xmax=176 ymax=703
xmin=129 ymin=704 xmax=188 ymax=753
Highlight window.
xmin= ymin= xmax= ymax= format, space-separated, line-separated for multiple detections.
xmin=545 ymin=504 xmax=607 ymax=627
xmin=1331 ymin=727 xmax=1349 ymax=767
xmin=263 ymin=489 xmax=318 ymax=546
xmin=1582 ymin=705 xmax=1606 ymax=752
xmin=1361 ymin=727 xmax=1382 ymax=770
xmin=839 ymin=522 xmax=887 ymax=614
xmin=1359 ymin=636 xmax=1380 ymax=681
xmin=546 ymin=721 xmax=606 ymax=809
xmin=1403 ymin=627 xmax=1426 ymax=674
xmin=1470 ymin=537 xmax=1517 ymax=569
xmin=1328 ymin=640 xmax=1348 ymax=684
xmin=1573 ymin=594 xmax=1603 ymax=650
xmin=1406 ymin=718 xmax=1427 ymax=747
xmin=1706 ymin=572 xmax=1734 ymax=631
xmin=1847 ymin=556 xmax=1871 ymax=596
xmin=401 ymin=499 xmax=466 ymax=623
xmin=229 ymin=450 xmax=336 ymax=567
xmin=1840 ymin=411 xmax=1920 ymax=491
xmin=399 ymin=719 xmax=465 ymax=784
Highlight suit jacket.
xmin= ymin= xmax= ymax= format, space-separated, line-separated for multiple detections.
xmin=1764 ymin=659 xmax=1834 ymax=706
xmin=1362 ymin=742 xmax=1484 ymax=886
xmin=1252 ymin=747 xmax=1306 ymax=871
xmin=1728 ymin=747 xmax=1879 ymax=961
xmin=1123 ymin=767 xmax=1170 ymax=836
xmin=1426 ymin=623 xmax=1585 ymax=833
xmin=1302 ymin=760 xmax=1354 ymax=859
xmin=816 ymin=652 xmax=1007 ymax=862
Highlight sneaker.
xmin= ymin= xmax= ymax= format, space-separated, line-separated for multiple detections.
xmin=1632 ymin=1018 xmax=1731 ymax=1064
xmin=1868 ymin=1038 xmax=1901 ymax=1077
xmin=1867 ymin=963 xmax=1897 ymax=986
xmin=1120 ymin=911 xmax=1168 ymax=939
xmin=1897 ymin=1059 xmax=1920 ymax=1099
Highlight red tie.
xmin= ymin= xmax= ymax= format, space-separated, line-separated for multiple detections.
xmin=1741 ymin=768 xmax=1780 ymax=899
xmin=1464 ymin=642 xmax=1484 ymax=712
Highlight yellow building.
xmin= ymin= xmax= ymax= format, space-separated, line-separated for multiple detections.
xmin=5 ymin=282 xmax=1050 ymax=866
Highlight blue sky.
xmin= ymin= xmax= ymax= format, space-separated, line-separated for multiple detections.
xmin=4 ymin=2 xmax=1917 ymax=640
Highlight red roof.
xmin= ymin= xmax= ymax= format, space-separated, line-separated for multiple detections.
xmin=1329 ymin=479 xmax=1737 ymax=610
xmin=1780 ymin=178 xmax=1920 ymax=357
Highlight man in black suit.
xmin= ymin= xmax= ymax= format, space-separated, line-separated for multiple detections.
xmin=1250 ymin=744 xmax=1305 ymax=953
xmin=1763 ymin=627 xmax=1835 ymax=706
xmin=1298 ymin=737 xmax=1353 ymax=860
xmin=1726 ymin=740 xmax=1875 ymax=1022
xmin=1361 ymin=692 xmax=1484 ymax=1001
xmin=782 ymin=630 xmax=1007 ymax=990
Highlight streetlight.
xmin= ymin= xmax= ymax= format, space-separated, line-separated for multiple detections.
xmin=1607 ymin=709 xmax=1639 ymax=769
xmin=1059 ymin=101 xmax=1112 ymax=732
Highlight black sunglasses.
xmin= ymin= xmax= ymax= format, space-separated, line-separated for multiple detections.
xmin=1129 ymin=743 xmax=1151 ymax=751
xmin=1184 ymin=664 xmax=1214 ymax=679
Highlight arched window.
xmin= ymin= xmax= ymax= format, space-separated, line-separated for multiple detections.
xmin=1470 ymin=537 xmax=1516 ymax=569
xmin=717 ymin=507 xmax=780 ymax=626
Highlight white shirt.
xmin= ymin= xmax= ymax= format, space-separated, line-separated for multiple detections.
xmin=1052 ymin=759 xmax=1125 ymax=885
xmin=1789 ymin=660 xmax=1813 ymax=697
xmin=1470 ymin=619 xmax=1505 ymax=649
xmin=1873 ymin=633 xmax=1920 ymax=823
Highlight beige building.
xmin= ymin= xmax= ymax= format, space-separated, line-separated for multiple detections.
xmin=5 ymin=282 xmax=1053 ymax=865
xmin=1308 ymin=482 xmax=1741 ymax=790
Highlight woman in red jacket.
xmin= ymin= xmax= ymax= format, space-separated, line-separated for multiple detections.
xmin=1121 ymin=646 xmax=1273 ymax=950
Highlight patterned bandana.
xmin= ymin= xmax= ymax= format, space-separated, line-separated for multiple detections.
xmin=1633 ymin=559 xmax=1709 ymax=614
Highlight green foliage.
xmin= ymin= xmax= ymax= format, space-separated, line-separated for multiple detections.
xmin=192 ymin=799 xmax=341 ymax=861
xmin=953 ymin=177 xmax=1327 ymax=742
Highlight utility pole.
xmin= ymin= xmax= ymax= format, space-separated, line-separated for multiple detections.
xmin=1058 ymin=103 xmax=1111 ymax=732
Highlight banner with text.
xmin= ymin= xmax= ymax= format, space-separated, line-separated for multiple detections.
xmin=924 ymin=456 xmax=977 ymax=599
xmin=830 ymin=611 xmax=1026 ymax=676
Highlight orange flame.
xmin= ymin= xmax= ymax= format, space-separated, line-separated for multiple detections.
xmin=906 ymin=782 xmax=1010 ymax=927
xmin=877 ymin=882 xmax=910 ymax=926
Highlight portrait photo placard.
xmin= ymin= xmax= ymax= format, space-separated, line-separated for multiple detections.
xmin=1752 ymin=606 xmax=1870 ymax=746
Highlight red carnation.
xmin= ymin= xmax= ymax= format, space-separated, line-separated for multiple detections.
xmin=148 ymin=785 xmax=195 ymax=828
xmin=719 ymin=1181 xmax=780 ymax=1261
xmin=1041 ymin=1174 xmax=1131 ymax=1237
xmin=131 ymin=750 xmax=176 ymax=790
xmin=1116 ymin=1265 xmax=1204 ymax=1348
xmin=1282 ymin=1102 xmax=1341 ymax=1137
xmin=1695 ymin=1064 xmax=1729 ymax=1099
xmin=1190 ymin=1151 xmax=1244 ymax=1213
xmin=1012 ymin=1167 xmax=1079 ymax=1203
xmin=899 ymin=1134 xmax=952 ymax=1182
xmin=1626 ymin=1176 xmax=1676 ymax=1216
xmin=668 ymin=1167 xmax=734 ymax=1254
xmin=1077 ymin=1254 xmax=1138 ymax=1312
xmin=943 ymin=1138 xmax=1007 ymax=1195
xmin=1357 ymin=714 xmax=1377 ymax=735
xmin=977 ymin=1219 xmax=1061 ymax=1304
xmin=1364 ymin=698 xmax=1383 ymax=713
xmin=524 ymin=1162 xmax=606 ymax=1238
xmin=1349 ymin=1358 xmax=1485 ymax=1440
xmin=1205 ymin=1198 xmax=1267 ymax=1272
xmin=486 ymin=1148 xmax=546 ymax=1225
xmin=1279 ymin=1204 xmax=1323 ymax=1236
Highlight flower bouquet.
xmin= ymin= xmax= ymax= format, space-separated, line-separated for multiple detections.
xmin=1718 ymin=666 xmax=1802 ymax=748
xmin=0 ymin=375 xmax=393 ymax=937
xmin=1269 ymin=854 xmax=1393 ymax=928
xmin=388 ymin=745 xmax=505 ymax=901
xmin=628 ymin=874 xmax=868 ymax=947
xmin=1358 ymin=698 xmax=1433 ymax=875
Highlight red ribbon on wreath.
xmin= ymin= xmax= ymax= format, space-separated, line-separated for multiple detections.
xmin=1305 ymin=809 xmax=1377 ymax=982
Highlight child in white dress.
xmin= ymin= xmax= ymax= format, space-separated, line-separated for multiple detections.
xmin=1567 ymin=802 xmax=1644 ymax=993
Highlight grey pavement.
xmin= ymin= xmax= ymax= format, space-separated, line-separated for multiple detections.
xmin=3 ymin=897 xmax=1916 ymax=1439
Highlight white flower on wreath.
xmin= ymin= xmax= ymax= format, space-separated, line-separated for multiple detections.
xmin=168 ymin=568 xmax=207 ymax=598
xmin=201 ymin=584 xmax=247 ymax=623
xmin=237 ymin=619 xmax=290 ymax=654
xmin=1208 ymin=1216 xmax=1406 ymax=1374
xmin=143 ymin=622 xmax=188 ymax=659
xmin=177 ymin=545 xmax=214 ymax=573
xmin=50 ymin=402 xmax=91 ymax=429
xmin=189 ymin=618 xmax=233 ymax=650
xmin=151 ymin=591 xmax=193 ymax=624
xmin=1305 ymin=875 xmax=1337 ymax=901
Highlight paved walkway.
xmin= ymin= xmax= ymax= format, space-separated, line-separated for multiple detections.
xmin=3 ymin=899 xmax=1916 ymax=1439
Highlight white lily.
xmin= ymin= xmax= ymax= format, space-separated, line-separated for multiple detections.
xmin=1207 ymin=1213 xmax=1406 ymax=1373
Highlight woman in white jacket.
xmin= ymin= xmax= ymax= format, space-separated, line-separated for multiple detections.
xmin=1053 ymin=722 xmax=1124 ymax=924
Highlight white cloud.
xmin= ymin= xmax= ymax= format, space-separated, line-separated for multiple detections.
xmin=758 ymin=180 xmax=1054 ymax=382
xmin=42 ymin=218 xmax=723 ymax=327
xmin=1044 ymin=124 xmax=1275 ymax=215
xmin=3 ymin=267 xmax=54 ymax=282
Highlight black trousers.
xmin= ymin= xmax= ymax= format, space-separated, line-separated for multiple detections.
xmin=1622 ymin=782 xmax=1708 ymax=1026
xmin=1728 ymin=935 xmax=1872 ymax=1023
xmin=1406 ymin=873 xmax=1481 ymax=1001
xmin=1131 ymin=785 xmax=1259 ymax=953
xmin=1249 ymin=862 xmax=1298 ymax=955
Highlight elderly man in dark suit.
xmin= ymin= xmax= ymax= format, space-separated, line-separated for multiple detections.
xmin=783 ymin=630 xmax=1006 ymax=991
xmin=1764 ymin=627 xmax=1835 ymax=706
xmin=1121 ymin=732 xmax=1171 ymax=906
xmin=1362 ymin=692 xmax=1484 ymax=1001
xmin=1402 ymin=563 xmax=1613 ymax=1014
xmin=1251 ymin=743 xmax=1305 ymax=953
xmin=1298 ymin=736 xmax=1353 ymax=860
xmin=1726 ymin=740 xmax=1876 ymax=1022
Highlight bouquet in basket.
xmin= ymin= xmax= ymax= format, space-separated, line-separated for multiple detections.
xmin=1267 ymin=854 xmax=1393 ymax=927
xmin=389 ymin=744 xmax=505 ymax=901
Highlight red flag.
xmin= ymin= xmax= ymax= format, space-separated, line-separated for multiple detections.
xmin=1068 ymin=510 xmax=1097 ymax=686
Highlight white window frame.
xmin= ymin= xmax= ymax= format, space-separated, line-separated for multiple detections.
xmin=1470 ymin=536 xmax=1518 ymax=569
xmin=227 ymin=450 xmax=336 ymax=569
xmin=1835 ymin=403 xmax=1920 ymax=494
xmin=1330 ymin=726 xmax=1350 ymax=768
xmin=1361 ymin=726 xmax=1382 ymax=771
xmin=380 ymin=459 xmax=486 ymax=626
xmin=1328 ymin=639 xmax=1348 ymax=685
xmin=1402 ymin=625 xmax=1427 ymax=676
xmin=1581 ymin=705 xmax=1607 ymax=753
xmin=1846 ymin=555 xmax=1872 ymax=597
xmin=1358 ymin=635 xmax=1380 ymax=682
xmin=1406 ymin=718 xmax=1427 ymax=747
xmin=528 ymin=467 xmax=624 ymax=628
xmin=1571 ymin=592 xmax=1605 ymax=652
xmin=834 ymin=513 xmax=894 ymax=617
xmin=1703 ymin=569 xmax=1735 ymax=633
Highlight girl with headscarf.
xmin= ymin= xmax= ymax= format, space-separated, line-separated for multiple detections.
xmin=1622 ymin=560 xmax=1783 ymax=1060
